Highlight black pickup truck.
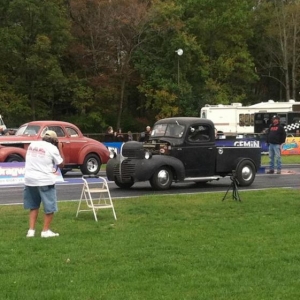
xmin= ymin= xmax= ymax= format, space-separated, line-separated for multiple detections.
xmin=106 ymin=117 xmax=261 ymax=190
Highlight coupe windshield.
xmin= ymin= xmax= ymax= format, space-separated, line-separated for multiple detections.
xmin=152 ymin=123 xmax=185 ymax=138
xmin=15 ymin=125 xmax=40 ymax=136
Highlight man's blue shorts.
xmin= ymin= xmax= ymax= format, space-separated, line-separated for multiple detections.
xmin=23 ymin=185 xmax=58 ymax=214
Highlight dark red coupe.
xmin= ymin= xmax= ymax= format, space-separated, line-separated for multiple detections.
xmin=0 ymin=121 xmax=109 ymax=175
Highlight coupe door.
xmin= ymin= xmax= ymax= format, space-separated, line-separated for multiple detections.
xmin=45 ymin=125 xmax=71 ymax=163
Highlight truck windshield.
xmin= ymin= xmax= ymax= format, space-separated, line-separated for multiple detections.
xmin=152 ymin=123 xmax=185 ymax=138
xmin=15 ymin=125 xmax=40 ymax=136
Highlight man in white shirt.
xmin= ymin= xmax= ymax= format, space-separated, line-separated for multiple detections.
xmin=24 ymin=130 xmax=64 ymax=238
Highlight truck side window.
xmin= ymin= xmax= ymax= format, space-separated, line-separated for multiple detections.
xmin=188 ymin=125 xmax=210 ymax=142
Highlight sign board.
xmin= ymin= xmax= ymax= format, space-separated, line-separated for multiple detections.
xmin=103 ymin=142 xmax=123 ymax=153
xmin=281 ymin=137 xmax=300 ymax=155
xmin=0 ymin=162 xmax=64 ymax=185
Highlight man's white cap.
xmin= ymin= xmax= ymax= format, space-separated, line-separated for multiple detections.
xmin=44 ymin=130 xmax=58 ymax=141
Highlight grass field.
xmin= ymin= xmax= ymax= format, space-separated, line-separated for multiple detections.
xmin=1 ymin=189 xmax=300 ymax=299
xmin=261 ymin=154 xmax=300 ymax=165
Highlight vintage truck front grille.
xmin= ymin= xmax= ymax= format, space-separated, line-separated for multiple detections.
xmin=113 ymin=159 xmax=135 ymax=181
xmin=122 ymin=148 xmax=144 ymax=159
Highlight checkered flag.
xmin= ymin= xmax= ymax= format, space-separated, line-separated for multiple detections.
xmin=284 ymin=122 xmax=300 ymax=132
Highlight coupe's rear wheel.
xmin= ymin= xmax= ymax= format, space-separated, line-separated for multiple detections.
xmin=6 ymin=155 xmax=24 ymax=162
xmin=235 ymin=160 xmax=255 ymax=186
xmin=150 ymin=166 xmax=173 ymax=190
xmin=80 ymin=154 xmax=101 ymax=175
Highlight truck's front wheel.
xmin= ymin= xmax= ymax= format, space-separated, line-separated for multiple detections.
xmin=235 ymin=160 xmax=255 ymax=186
xmin=115 ymin=178 xmax=134 ymax=189
xmin=150 ymin=167 xmax=173 ymax=190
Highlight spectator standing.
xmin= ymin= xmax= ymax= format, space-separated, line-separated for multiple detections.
xmin=105 ymin=126 xmax=114 ymax=142
xmin=145 ymin=126 xmax=151 ymax=141
xmin=266 ymin=116 xmax=286 ymax=174
xmin=139 ymin=125 xmax=151 ymax=142
xmin=116 ymin=128 xmax=124 ymax=142
xmin=23 ymin=130 xmax=64 ymax=238
xmin=106 ymin=126 xmax=113 ymax=134
xmin=127 ymin=131 xmax=133 ymax=141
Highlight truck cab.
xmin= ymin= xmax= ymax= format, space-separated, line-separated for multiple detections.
xmin=160 ymin=120 xmax=216 ymax=177
xmin=106 ymin=117 xmax=261 ymax=190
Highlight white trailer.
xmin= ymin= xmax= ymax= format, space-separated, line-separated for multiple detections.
xmin=0 ymin=115 xmax=6 ymax=132
xmin=200 ymin=100 xmax=300 ymax=134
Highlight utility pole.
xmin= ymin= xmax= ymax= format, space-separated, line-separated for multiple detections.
xmin=175 ymin=49 xmax=183 ymax=85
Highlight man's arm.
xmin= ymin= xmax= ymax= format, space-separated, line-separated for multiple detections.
xmin=57 ymin=142 xmax=65 ymax=168
xmin=280 ymin=126 xmax=287 ymax=144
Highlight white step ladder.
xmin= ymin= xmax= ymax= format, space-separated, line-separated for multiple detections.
xmin=76 ymin=175 xmax=117 ymax=221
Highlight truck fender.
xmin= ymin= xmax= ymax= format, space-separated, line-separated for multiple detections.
xmin=233 ymin=158 xmax=256 ymax=186
xmin=134 ymin=156 xmax=185 ymax=181
xmin=233 ymin=157 xmax=257 ymax=172
xmin=0 ymin=147 xmax=27 ymax=162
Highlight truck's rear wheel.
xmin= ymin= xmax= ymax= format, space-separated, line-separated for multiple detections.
xmin=115 ymin=178 xmax=134 ymax=189
xmin=150 ymin=167 xmax=173 ymax=190
xmin=235 ymin=160 xmax=255 ymax=186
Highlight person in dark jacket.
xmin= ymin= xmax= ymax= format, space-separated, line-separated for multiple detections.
xmin=266 ymin=115 xmax=286 ymax=174
xmin=139 ymin=126 xmax=151 ymax=142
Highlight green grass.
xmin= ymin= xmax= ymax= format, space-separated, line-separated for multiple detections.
xmin=261 ymin=154 xmax=300 ymax=165
xmin=2 ymin=189 xmax=300 ymax=299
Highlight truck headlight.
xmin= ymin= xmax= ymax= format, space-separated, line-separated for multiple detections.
xmin=144 ymin=150 xmax=152 ymax=159
xmin=109 ymin=150 xmax=117 ymax=159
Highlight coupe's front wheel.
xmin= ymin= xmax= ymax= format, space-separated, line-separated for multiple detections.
xmin=80 ymin=154 xmax=101 ymax=175
xmin=235 ymin=160 xmax=255 ymax=186
xmin=150 ymin=167 xmax=173 ymax=190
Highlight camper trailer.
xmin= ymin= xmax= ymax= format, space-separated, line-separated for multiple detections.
xmin=200 ymin=100 xmax=300 ymax=135
xmin=0 ymin=115 xmax=6 ymax=133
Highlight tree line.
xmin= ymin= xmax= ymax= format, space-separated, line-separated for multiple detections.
xmin=0 ymin=0 xmax=299 ymax=132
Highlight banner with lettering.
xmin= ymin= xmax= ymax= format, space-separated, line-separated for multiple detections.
xmin=0 ymin=162 xmax=64 ymax=185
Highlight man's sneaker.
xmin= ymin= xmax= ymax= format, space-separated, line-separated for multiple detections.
xmin=266 ymin=170 xmax=274 ymax=174
xmin=277 ymin=170 xmax=281 ymax=174
xmin=41 ymin=230 xmax=59 ymax=238
xmin=26 ymin=229 xmax=35 ymax=238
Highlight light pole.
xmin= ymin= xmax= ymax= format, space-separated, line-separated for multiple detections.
xmin=175 ymin=48 xmax=183 ymax=85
